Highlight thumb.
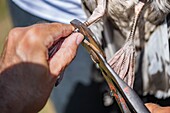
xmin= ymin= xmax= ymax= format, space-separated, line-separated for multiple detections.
xmin=49 ymin=32 xmax=84 ymax=77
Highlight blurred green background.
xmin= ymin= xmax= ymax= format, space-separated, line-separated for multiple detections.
xmin=0 ymin=0 xmax=12 ymax=53
xmin=0 ymin=0 xmax=56 ymax=113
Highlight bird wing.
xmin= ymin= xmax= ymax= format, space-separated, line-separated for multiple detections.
xmin=142 ymin=16 xmax=170 ymax=98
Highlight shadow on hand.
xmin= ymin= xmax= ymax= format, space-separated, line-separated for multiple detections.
xmin=0 ymin=62 xmax=53 ymax=113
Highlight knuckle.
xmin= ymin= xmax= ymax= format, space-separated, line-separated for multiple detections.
xmin=6 ymin=28 xmax=24 ymax=50
xmin=27 ymin=27 xmax=39 ymax=36
xmin=8 ymin=28 xmax=22 ymax=40
xmin=25 ymin=27 xmax=42 ymax=43
xmin=50 ymin=61 xmax=64 ymax=77
xmin=55 ymin=64 xmax=64 ymax=76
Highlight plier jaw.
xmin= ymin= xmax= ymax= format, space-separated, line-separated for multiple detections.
xmin=70 ymin=19 xmax=106 ymax=63
xmin=70 ymin=19 xmax=150 ymax=113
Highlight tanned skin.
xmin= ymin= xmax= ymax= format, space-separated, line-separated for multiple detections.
xmin=0 ymin=23 xmax=83 ymax=113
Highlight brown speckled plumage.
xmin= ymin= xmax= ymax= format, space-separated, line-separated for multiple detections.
xmin=82 ymin=0 xmax=170 ymax=98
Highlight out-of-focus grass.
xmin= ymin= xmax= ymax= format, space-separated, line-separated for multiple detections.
xmin=0 ymin=0 xmax=12 ymax=53
xmin=39 ymin=99 xmax=57 ymax=113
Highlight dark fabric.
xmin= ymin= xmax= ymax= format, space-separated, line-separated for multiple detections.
xmin=8 ymin=0 xmax=51 ymax=27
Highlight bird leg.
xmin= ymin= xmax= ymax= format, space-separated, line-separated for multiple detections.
xmin=84 ymin=0 xmax=106 ymax=26
xmin=108 ymin=1 xmax=146 ymax=88
xmin=127 ymin=1 xmax=145 ymax=41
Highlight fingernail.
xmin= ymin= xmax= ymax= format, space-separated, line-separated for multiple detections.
xmin=76 ymin=34 xmax=84 ymax=45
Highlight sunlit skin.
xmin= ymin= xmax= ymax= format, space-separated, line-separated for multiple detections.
xmin=0 ymin=23 xmax=84 ymax=113
xmin=145 ymin=103 xmax=170 ymax=113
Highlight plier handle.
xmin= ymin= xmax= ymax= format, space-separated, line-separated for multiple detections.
xmin=70 ymin=19 xmax=150 ymax=113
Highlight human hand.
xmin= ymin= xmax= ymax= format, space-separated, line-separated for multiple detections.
xmin=0 ymin=23 xmax=83 ymax=113
xmin=145 ymin=103 xmax=170 ymax=113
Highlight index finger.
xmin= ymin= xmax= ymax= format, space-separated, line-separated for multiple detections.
xmin=46 ymin=23 xmax=74 ymax=40
xmin=27 ymin=23 xmax=75 ymax=48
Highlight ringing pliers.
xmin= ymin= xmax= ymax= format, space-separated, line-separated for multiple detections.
xmin=70 ymin=19 xmax=150 ymax=113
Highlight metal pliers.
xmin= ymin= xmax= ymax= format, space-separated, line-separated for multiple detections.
xmin=70 ymin=19 xmax=150 ymax=113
